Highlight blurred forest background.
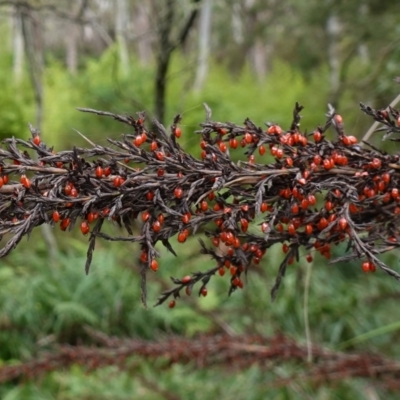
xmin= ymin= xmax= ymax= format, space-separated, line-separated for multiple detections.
xmin=1 ymin=0 xmax=400 ymax=399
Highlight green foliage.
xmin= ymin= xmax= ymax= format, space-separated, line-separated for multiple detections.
xmin=42 ymin=46 xmax=154 ymax=150
xmin=0 ymin=55 xmax=33 ymax=140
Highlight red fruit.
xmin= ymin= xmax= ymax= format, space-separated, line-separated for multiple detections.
xmin=323 ymin=158 xmax=333 ymax=170
xmin=301 ymin=199 xmax=309 ymax=210
xmin=70 ymin=188 xmax=78 ymax=197
xmin=52 ymin=210 xmax=60 ymax=223
xmin=325 ymin=201 xmax=333 ymax=212
xmin=382 ymin=173 xmax=390 ymax=184
xmin=178 ymin=231 xmax=187 ymax=243
xmin=259 ymin=145 xmax=266 ymax=156
xmin=181 ymin=275 xmax=192 ymax=284
xmin=288 ymin=223 xmax=296 ymax=235
xmin=348 ymin=135 xmax=358 ymax=144
xmin=240 ymin=218 xmax=249 ymax=233
xmin=283 ymin=188 xmax=291 ymax=199
xmin=311 ymin=157 xmax=321 ymax=169
xmin=155 ymin=151 xmax=165 ymax=161
xmin=229 ymin=138 xmax=238 ymax=149
xmin=152 ymin=221 xmax=161 ymax=232
xmin=174 ymin=187 xmax=183 ymax=199
xmin=214 ymin=218 xmax=223 ymax=227
xmin=87 ymin=212 xmax=95 ymax=223
xmin=286 ymin=157 xmax=293 ymax=167
xmin=60 ymin=218 xmax=70 ymax=231
xmin=308 ymin=194 xmax=316 ymax=205
xmin=306 ymin=254 xmax=313 ymax=263
xmin=273 ymin=125 xmax=282 ymax=135
xmin=174 ymin=127 xmax=182 ymax=138
xmin=80 ymin=221 xmax=90 ymax=235
xmin=313 ymin=131 xmax=322 ymax=142
xmin=95 ymin=166 xmax=103 ymax=178
xmin=141 ymin=132 xmax=147 ymax=143
xmin=113 ymin=176 xmax=122 ymax=187
xmin=261 ymin=222 xmax=269 ymax=233
xmin=2 ymin=175 xmax=8 ymax=184
xmin=104 ymin=166 xmax=111 ymax=176
xmin=150 ymin=259 xmax=158 ymax=271
xmin=218 ymin=267 xmax=225 ymax=276
xmin=150 ymin=141 xmax=158 ymax=151
xmin=20 ymin=174 xmax=31 ymax=189
xmin=299 ymin=135 xmax=308 ymax=146
xmin=291 ymin=203 xmax=299 ymax=214
xmin=219 ymin=142 xmax=227 ymax=152
xmin=282 ymin=243 xmax=289 ymax=253
xmin=232 ymin=277 xmax=241 ymax=287
xmin=142 ymin=211 xmax=150 ymax=222
xmin=342 ymin=136 xmax=351 ymax=146
xmin=317 ymin=217 xmax=328 ymax=230
xmin=157 ymin=213 xmax=165 ymax=224
xmin=168 ymin=300 xmax=176 ymax=308
xmin=133 ymin=135 xmax=143 ymax=147
xmin=0 ymin=176 xmax=4 ymax=188
xmin=182 ymin=212 xmax=191 ymax=224
xmin=276 ymin=222 xmax=283 ymax=233
xmin=33 ymin=135 xmax=41 ymax=146
xmin=338 ymin=217 xmax=348 ymax=230
xmin=244 ymin=132 xmax=252 ymax=144
xmin=146 ymin=191 xmax=154 ymax=201
xmin=213 ymin=203 xmax=222 ymax=212
xmin=200 ymin=200 xmax=208 ymax=211
xmin=140 ymin=252 xmax=148 ymax=263
xmin=200 ymin=287 xmax=208 ymax=297
xmin=362 ymin=261 xmax=370 ymax=273
xmin=370 ymin=158 xmax=381 ymax=169
xmin=335 ymin=114 xmax=343 ymax=124
xmin=305 ymin=224 xmax=313 ymax=235
xmin=349 ymin=203 xmax=358 ymax=213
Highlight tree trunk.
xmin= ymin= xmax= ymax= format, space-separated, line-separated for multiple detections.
xmin=134 ymin=2 xmax=152 ymax=65
xmin=326 ymin=13 xmax=341 ymax=108
xmin=66 ymin=23 xmax=79 ymax=74
xmin=250 ymin=40 xmax=271 ymax=82
xmin=21 ymin=9 xmax=43 ymax=129
xmin=154 ymin=0 xmax=201 ymax=123
xmin=115 ymin=0 xmax=129 ymax=76
xmin=193 ymin=0 xmax=212 ymax=92
xmin=12 ymin=6 xmax=24 ymax=83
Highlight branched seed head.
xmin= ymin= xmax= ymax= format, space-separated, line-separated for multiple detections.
xmin=1 ymin=104 xmax=400 ymax=307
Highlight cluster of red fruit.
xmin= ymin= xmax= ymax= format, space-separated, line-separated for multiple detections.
xmin=1 ymin=104 xmax=399 ymax=307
